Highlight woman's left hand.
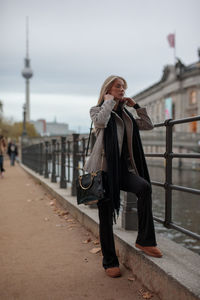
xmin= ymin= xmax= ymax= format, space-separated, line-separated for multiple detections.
xmin=120 ymin=97 xmax=136 ymax=107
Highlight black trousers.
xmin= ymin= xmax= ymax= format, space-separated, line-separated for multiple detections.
xmin=97 ymin=165 xmax=157 ymax=269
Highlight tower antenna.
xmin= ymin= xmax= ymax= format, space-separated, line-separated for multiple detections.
xmin=26 ymin=16 xmax=29 ymax=58
xmin=21 ymin=16 xmax=33 ymax=122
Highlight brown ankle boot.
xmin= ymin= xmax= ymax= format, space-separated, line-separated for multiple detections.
xmin=135 ymin=243 xmax=163 ymax=258
xmin=105 ymin=267 xmax=121 ymax=278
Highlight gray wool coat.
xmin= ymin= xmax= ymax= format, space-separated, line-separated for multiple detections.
xmin=84 ymin=99 xmax=154 ymax=175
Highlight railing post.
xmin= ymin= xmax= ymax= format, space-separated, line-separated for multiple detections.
xmin=39 ymin=142 xmax=43 ymax=175
xmin=122 ymin=192 xmax=138 ymax=230
xmin=72 ymin=133 xmax=79 ymax=196
xmin=164 ymin=119 xmax=173 ymax=228
xmin=44 ymin=141 xmax=49 ymax=178
xmin=51 ymin=139 xmax=57 ymax=183
xmin=60 ymin=137 xmax=67 ymax=188
xmin=67 ymin=141 xmax=71 ymax=183
xmin=178 ymin=146 xmax=183 ymax=169
xmin=36 ymin=144 xmax=40 ymax=173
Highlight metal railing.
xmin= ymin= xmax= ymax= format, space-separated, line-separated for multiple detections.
xmin=21 ymin=115 xmax=200 ymax=241
xmin=145 ymin=115 xmax=200 ymax=240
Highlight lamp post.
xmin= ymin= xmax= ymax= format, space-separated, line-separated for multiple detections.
xmin=21 ymin=103 xmax=28 ymax=164
xmin=22 ymin=103 xmax=27 ymax=137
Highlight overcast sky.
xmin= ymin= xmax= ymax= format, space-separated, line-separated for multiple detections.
xmin=1 ymin=0 xmax=200 ymax=132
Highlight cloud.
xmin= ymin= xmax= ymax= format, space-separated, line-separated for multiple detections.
xmin=1 ymin=0 xmax=200 ymax=123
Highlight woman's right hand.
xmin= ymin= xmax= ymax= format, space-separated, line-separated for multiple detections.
xmin=104 ymin=94 xmax=114 ymax=101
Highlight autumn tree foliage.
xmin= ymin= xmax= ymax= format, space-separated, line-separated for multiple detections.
xmin=0 ymin=119 xmax=39 ymax=140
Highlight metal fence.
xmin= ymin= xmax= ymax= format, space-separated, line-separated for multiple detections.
xmin=146 ymin=115 xmax=200 ymax=240
xmin=21 ymin=115 xmax=200 ymax=241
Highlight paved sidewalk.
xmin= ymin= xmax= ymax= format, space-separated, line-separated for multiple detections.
xmin=0 ymin=160 xmax=158 ymax=300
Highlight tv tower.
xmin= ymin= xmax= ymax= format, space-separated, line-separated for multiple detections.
xmin=21 ymin=17 xmax=33 ymax=122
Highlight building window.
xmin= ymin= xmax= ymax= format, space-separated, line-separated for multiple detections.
xmin=189 ymin=91 xmax=197 ymax=105
xmin=189 ymin=114 xmax=197 ymax=133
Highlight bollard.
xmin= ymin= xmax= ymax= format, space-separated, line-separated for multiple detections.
xmin=51 ymin=139 xmax=57 ymax=183
xmin=72 ymin=133 xmax=79 ymax=196
xmin=39 ymin=142 xmax=43 ymax=175
xmin=44 ymin=141 xmax=49 ymax=179
xmin=122 ymin=192 xmax=138 ymax=230
xmin=60 ymin=137 xmax=67 ymax=188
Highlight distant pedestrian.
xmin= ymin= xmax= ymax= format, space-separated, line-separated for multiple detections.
xmin=7 ymin=141 xmax=18 ymax=166
xmin=0 ymin=135 xmax=6 ymax=178
xmin=84 ymin=75 xmax=162 ymax=278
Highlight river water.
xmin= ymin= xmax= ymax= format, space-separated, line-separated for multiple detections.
xmin=148 ymin=165 xmax=200 ymax=255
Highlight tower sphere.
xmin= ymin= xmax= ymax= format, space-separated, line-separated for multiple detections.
xmin=22 ymin=67 xmax=33 ymax=79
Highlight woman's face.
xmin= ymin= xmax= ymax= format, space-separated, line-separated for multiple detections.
xmin=108 ymin=78 xmax=125 ymax=100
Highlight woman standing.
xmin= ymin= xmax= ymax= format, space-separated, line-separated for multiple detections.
xmin=0 ymin=135 xmax=6 ymax=178
xmin=84 ymin=75 xmax=162 ymax=278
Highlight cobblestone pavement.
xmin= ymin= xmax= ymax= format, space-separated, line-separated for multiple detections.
xmin=0 ymin=160 xmax=159 ymax=300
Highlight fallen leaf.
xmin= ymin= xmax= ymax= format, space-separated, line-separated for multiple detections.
xmin=82 ymin=238 xmax=92 ymax=244
xmin=89 ymin=247 xmax=101 ymax=254
xmin=93 ymin=240 xmax=100 ymax=245
xmin=139 ymin=289 xmax=153 ymax=299
xmin=128 ymin=277 xmax=136 ymax=282
xmin=67 ymin=219 xmax=74 ymax=222
xmin=67 ymin=225 xmax=77 ymax=228
xmin=61 ymin=211 xmax=69 ymax=216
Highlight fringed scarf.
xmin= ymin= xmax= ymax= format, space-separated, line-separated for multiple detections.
xmin=103 ymin=106 xmax=151 ymax=222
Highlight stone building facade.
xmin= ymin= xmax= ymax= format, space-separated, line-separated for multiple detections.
xmin=130 ymin=54 xmax=200 ymax=170
xmin=132 ymin=58 xmax=200 ymax=133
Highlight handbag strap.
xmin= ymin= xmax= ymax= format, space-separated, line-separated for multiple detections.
xmin=85 ymin=100 xmax=103 ymax=156
xmin=86 ymin=121 xmax=93 ymax=157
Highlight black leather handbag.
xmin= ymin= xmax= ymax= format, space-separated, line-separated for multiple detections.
xmin=76 ymin=122 xmax=105 ymax=205
xmin=76 ymin=171 xmax=105 ymax=205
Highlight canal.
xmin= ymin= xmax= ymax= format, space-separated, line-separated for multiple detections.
xmin=149 ymin=165 xmax=200 ymax=255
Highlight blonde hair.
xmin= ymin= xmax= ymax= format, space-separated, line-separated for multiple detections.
xmin=97 ymin=75 xmax=127 ymax=106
